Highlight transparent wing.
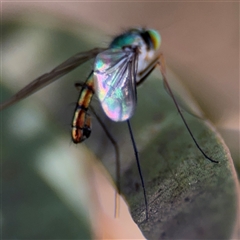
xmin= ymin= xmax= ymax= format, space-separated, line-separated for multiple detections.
xmin=94 ymin=48 xmax=138 ymax=122
xmin=0 ymin=48 xmax=106 ymax=110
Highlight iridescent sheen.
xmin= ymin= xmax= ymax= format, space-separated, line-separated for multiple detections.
xmin=148 ymin=29 xmax=161 ymax=50
xmin=94 ymin=28 xmax=161 ymax=122
xmin=110 ymin=30 xmax=142 ymax=49
xmin=94 ymin=48 xmax=137 ymax=121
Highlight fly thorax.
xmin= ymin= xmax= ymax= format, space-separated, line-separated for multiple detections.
xmin=136 ymin=44 xmax=155 ymax=82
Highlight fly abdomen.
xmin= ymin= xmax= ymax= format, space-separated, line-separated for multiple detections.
xmin=72 ymin=74 xmax=94 ymax=143
xmin=72 ymin=109 xmax=91 ymax=143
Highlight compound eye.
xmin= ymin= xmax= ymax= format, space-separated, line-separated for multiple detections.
xmin=148 ymin=29 xmax=161 ymax=50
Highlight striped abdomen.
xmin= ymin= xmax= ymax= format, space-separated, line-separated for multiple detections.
xmin=72 ymin=74 xmax=94 ymax=143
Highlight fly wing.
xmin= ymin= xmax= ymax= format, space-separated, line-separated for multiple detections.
xmin=0 ymin=48 xmax=106 ymax=110
xmin=94 ymin=48 xmax=138 ymax=122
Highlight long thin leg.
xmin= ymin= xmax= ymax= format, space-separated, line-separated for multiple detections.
xmin=127 ymin=120 xmax=149 ymax=220
xmin=157 ymin=57 xmax=219 ymax=163
xmin=136 ymin=53 xmax=219 ymax=163
xmin=90 ymin=106 xmax=121 ymax=217
xmin=125 ymin=53 xmax=219 ymax=221
xmin=137 ymin=55 xmax=160 ymax=86
xmin=73 ymin=79 xmax=121 ymax=217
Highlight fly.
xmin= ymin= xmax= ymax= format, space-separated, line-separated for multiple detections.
xmin=0 ymin=27 xmax=218 ymax=220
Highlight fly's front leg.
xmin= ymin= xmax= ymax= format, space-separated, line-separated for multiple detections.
xmin=137 ymin=53 xmax=165 ymax=86
xmin=143 ymin=53 xmax=219 ymax=163
xmin=72 ymin=72 xmax=95 ymax=143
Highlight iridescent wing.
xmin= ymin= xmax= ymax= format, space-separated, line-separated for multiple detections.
xmin=0 ymin=48 xmax=106 ymax=110
xmin=94 ymin=47 xmax=138 ymax=122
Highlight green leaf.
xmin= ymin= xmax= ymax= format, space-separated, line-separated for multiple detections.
xmin=118 ymin=75 xmax=239 ymax=239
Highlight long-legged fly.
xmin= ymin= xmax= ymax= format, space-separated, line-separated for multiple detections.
xmin=1 ymin=27 xmax=218 ymax=220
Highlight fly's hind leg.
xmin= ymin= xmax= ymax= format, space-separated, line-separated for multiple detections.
xmin=89 ymin=106 xmax=121 ymax=217
xmin=72 ymin=72 xmax=121 ymax=217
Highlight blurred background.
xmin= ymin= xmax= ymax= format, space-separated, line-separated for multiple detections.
xmin=1 ymin=1 xmax=239 ymax=239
